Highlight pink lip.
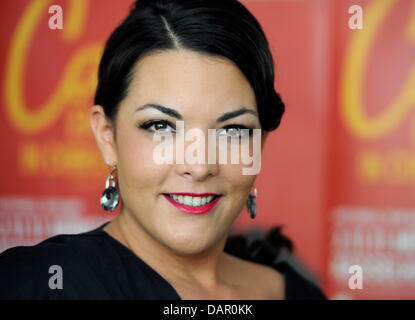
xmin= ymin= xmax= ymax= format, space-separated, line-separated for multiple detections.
xmin=163 ymin=194 xmax=222 ymax=215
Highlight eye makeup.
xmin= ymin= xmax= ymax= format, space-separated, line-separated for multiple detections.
xmin=138 ymin=120 xmax=255 ymax=137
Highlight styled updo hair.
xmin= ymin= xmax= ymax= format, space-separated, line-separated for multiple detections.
xmin=94 ymin=0 xmax=291 ymax=264
xmin=94 ymin=0 xmax=285 ymax=132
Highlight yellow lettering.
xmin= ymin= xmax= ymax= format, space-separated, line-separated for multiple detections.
xmin=18 ymin=141 xmax=106 ymax=178
xmin=4 ymin=0 xmax=102 ymax=134
xmin=341 ymin=0 xmax=415 ymax=140
xmin=357 ymin=149 xmax=415 ymax=183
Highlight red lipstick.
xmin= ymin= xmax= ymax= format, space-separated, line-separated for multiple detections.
xmin=163 ymin=193 xmax=222 ymax=215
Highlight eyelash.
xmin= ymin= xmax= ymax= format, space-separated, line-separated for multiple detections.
xmin=138 ymin=120 xmax=254 ymax=137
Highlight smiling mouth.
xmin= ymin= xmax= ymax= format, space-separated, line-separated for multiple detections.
xmin=163 ymin=193 xmax=221 ymax=207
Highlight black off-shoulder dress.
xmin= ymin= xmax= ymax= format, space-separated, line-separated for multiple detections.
xmin=0 ymin=223 xmax=327 ymax=300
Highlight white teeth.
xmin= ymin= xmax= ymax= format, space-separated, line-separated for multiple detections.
xmin=184 ymin=196 xmax=192 ymax=206
xmin=192 ymin=197 xmax=201 ymax=206
xmin=167 ymin=194 xmax=218 ymax=207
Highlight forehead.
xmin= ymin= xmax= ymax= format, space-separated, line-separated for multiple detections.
xmin=125 ymin=49 xmax=257 ymax=113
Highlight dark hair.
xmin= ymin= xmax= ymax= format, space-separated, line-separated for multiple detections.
xmin=94 ymin=0 xmax=285 ymax=133
xmin=224 ymin=226 xmax=294 ymax=264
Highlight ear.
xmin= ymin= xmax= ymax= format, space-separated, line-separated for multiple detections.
xmin=89 ymin=105 xmax=118 ymax=166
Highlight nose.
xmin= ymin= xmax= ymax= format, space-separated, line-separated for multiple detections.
xmin=175 ymin=161 xmax=219 ymax=181
xmin=174 ymin=132 xmax=220 ymax=181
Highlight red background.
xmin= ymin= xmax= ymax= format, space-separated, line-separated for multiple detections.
xmin=1 ymin=0 xmax=414 ymax=299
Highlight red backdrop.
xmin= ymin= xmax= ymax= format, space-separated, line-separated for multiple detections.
xmin=0 ymin=0 xmax=413 ymax=299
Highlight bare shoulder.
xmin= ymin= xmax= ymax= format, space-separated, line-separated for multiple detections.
xmin=222 ymin=253 xmax=285 ymax=300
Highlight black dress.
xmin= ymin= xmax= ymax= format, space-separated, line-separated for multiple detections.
xmin=0 ymin=223 xmax=327 ymax=300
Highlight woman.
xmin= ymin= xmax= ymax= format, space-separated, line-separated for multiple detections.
xmin=0 ymin=0 xmax=326 ymax=300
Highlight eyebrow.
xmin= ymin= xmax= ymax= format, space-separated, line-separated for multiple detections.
xmin=135 ymin=103 xmax=258 ymax=122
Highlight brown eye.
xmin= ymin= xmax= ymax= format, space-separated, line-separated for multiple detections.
xmin=139 ymin=120 xmax=175 ymax=133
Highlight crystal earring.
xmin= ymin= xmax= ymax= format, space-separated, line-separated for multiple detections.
xmin=100 ymin=166 xmax=120 ymax=212
xmin=247 ymin=186 xmax=258 ymax=219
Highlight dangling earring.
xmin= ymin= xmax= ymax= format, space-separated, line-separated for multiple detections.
xmin=247 ymin=186 xmax=258 ymax=219
xmin=100 ymin=166 xmax=120 ymax=212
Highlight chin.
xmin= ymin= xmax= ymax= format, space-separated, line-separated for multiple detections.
xmin=160 ymin=231 xmax=216 ymax=256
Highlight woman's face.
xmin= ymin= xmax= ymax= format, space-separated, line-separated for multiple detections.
xmin=95 ymin=49 xmax=263 ymax=255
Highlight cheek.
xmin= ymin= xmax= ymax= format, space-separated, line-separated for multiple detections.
xmin=218 ymin=163 xmax=254 ymax=223
xmin=116 ymin=131 xmax=169 ymax=192
xmin=221 ymin=162 xmax=256 ymax=197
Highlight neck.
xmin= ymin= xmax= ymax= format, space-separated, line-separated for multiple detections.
xmin=104 ymin=209 xmax=230 ymax=290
